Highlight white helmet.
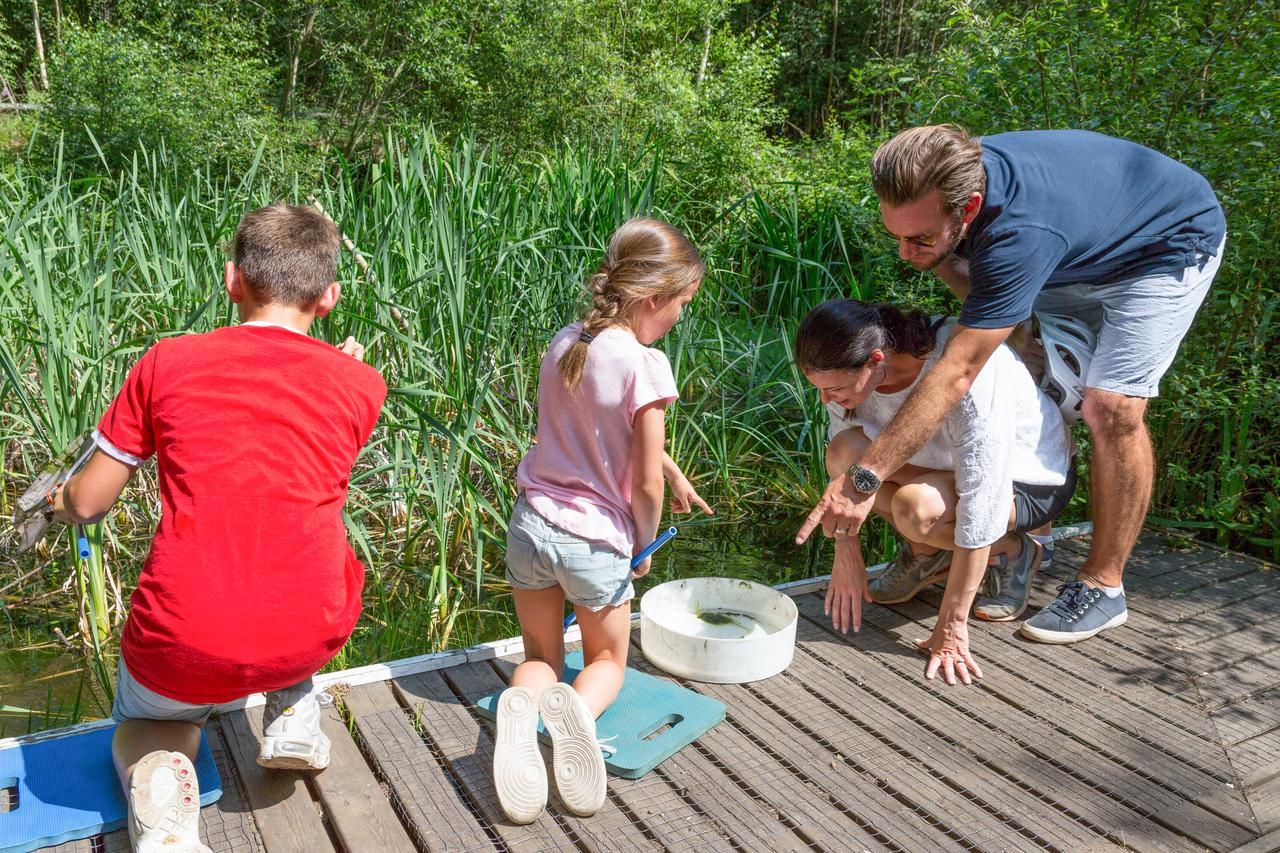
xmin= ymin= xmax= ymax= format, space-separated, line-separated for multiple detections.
xmin=1034 ymin=312 xmax=1096 ymax=425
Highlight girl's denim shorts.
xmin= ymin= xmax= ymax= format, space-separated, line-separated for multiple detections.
xmin=505 ymin=494 xmax=634 ymax=611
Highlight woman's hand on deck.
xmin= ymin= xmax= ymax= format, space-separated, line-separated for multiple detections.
xmin=825 ymin=539 xmax=871 ymax=634
xmin=916 ymin=620 xmax=984 ymax=686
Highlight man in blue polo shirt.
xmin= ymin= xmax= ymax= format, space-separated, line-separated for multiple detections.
xmin=797 ymin=126 xmax=1225 ymax=660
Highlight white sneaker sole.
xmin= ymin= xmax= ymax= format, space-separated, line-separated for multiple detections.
xmin=1020 ymin=609 xmax=1128 ymax=644
xmin=129 ymin=751 xmax=210 ymax=853
xmin=493 ymin=686 xmax=547 ymax=824
xmin=540 ymin=683 xmax=606 ymax=817
xmin=257 ymin=733 xmax=331 ymax=770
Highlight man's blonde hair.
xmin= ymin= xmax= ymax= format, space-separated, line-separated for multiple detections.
xmin=231 ymin=204 xmax=340 ymax=307
xmin=558 ymin=217 xmax=704 ymax=390
xmin=870 ymin=125 xmax=986 ymax=214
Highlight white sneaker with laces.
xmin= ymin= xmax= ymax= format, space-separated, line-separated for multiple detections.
xmin=493 ymin=685 xmax=548 ymax=824
xmin=257 ymin=681 xmax=332 ymax=770
xmin=539 ymin=683 xmax=607 ymax=817
xmin=128 ymin=750 xmax=211 ymax=853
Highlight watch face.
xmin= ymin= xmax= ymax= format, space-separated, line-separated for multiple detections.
xmin=853 ymin=467 xmax=880 ymax=493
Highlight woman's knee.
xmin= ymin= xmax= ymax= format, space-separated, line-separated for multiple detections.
xmin=890 ymin=483 xmax=945 ymax=539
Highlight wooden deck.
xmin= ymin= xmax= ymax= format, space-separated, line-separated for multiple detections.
xmin=39 ymin=531 xmax=1280 ymax=852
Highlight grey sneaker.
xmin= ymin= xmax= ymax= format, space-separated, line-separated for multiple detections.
xmin=869 ymin=546 xmax=952 ymax=604
xmin=1036 ymin=539 xmax=1055 ymax=571
xmin=258 ymin=680 xmax=331 ymax=770
xmin=975 ymin=533 xmax=1040 ymax=621
xmin=1020 ymin=580 xmax=1128 ymax=644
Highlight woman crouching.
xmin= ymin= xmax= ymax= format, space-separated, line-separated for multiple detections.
xmin=795 ymin=299 xmax=1076 ymax=684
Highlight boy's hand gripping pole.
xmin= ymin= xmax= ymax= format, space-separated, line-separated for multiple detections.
xmin=563 ymin=526 xmax=678 ymax=629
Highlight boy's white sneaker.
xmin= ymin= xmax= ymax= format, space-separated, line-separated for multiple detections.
xmin=257 ymin=682 xmax=331 ymax=770
xmin=128 ymin=750 xmax=211 ymax=853
xmin=493 ymin=685 xmax=547 ymax=824
xmin=539 ymin=683 xmax=607 ymax=817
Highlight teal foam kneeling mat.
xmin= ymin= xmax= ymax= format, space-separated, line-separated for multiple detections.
xmin=0 ymin=726 xmax=221 ymax=853
xmin=476 ymin=651 xmax=725 ymax=779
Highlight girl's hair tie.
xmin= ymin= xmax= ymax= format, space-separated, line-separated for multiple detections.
xmin=578 ymin=330 xmax=595 ymax=344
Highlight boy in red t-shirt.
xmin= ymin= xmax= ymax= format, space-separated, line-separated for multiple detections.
xmin=52 ymin=203 xmax=386 ymax=853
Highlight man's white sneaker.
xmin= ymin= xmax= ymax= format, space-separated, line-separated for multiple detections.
xmin=539 ymin=683 xmax=607 ymax=817
xmin=257 ymin=680 xmax=331 ymax=770
xmin=493 ymin=685 xmax=548 ymax=824
xmin=128 ymin=750 xmax=211 ymax=853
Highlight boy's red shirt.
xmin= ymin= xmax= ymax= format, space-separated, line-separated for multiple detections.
xmin=98 ymin=325 xmax=386 ymax=704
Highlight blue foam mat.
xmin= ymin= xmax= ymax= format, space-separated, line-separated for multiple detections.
xmin=476 ymin=651 xmax=725 ymax=779
xmin=0 ymin=725 xmax=220 ymax=853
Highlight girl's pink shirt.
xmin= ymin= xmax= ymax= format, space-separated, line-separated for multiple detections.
xmin=516 ymin=323 xmax=678 ymax=556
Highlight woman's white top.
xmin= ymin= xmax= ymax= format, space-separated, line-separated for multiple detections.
xmin=827 ymin=320 xmax=1071 ymax=549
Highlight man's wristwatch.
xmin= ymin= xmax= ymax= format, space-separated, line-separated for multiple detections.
xmin=847 ymin=464 xmax=882 ymax=494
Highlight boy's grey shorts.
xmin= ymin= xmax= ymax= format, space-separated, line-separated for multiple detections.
xmin=112 ymin=658 xmax=316 ymax=725
xmin=1032 ymin=235 xmax=1225 ymax=398
xmin=506 ymin=494 xmax=634 ymax=611
xmin=112 ymin=659 xmax=217 ymax=725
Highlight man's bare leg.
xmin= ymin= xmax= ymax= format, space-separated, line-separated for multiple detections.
xmin=1080 ymin=388 xmax=1151 ymax=588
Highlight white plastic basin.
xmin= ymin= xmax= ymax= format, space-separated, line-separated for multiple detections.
xmin=639 ymin=577 xmax=798 ymax=683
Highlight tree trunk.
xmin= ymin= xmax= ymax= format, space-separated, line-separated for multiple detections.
xmin=281 ymin=5 xmax=318 ymax=118
xmin=32 ymin=0 xmax=49 ymax=90
xmin=825 ymin=0 xmax=840 ymax=125
xmin=696 ymin=21 xmax=711 ymax=87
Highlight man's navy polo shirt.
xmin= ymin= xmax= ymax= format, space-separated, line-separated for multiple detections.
xmin=955 ymin=130 xmax=1226 ymax=329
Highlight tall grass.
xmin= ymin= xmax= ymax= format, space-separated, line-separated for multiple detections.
xmin=0 ymin=131 xmax=868 ymax=732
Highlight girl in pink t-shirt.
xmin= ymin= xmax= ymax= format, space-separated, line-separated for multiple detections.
xmin=495 ymin=218 xmax=713 ymax=823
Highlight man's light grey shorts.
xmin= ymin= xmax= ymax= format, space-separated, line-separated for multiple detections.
xmin=1033 ymin=235 xmax=1225 ymax=398
xmin=506 ymin=494 xmax=634 ymax=610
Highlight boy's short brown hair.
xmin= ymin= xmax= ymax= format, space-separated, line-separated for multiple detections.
xmin=231 ymin=204 xmax=340 ymax=307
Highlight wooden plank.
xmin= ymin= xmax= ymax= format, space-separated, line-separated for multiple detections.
xmin=668 ymin=667 xmax=964 ymax=852
xmin=1197 ymin=648 xmax=1280 ymax=710
xmin=1053 ymin=532 xmax=1219 ymax=578
xmin=1212 ymin=688 xmax=1280 ymax=747
xmin=1230 ymin=825 xmax=1280 ymax=853
xmin=201 ymin=719 xmax=267 ymax=852
xmin=43 ymin=838 xmax=96 ymax=851
xmin=787 ymin=607 xmax=1202 ymax=853
xmin=885 ymin=596 xmax=1256 ymax=833
xmin=776 ymin=627 xmax=1122 ymax=851
xmin=615 ymin=653 xmax=892 ymax=851
xmin=817 ymin=594 xmax=1259 ymax=850
xmin=392 ymin=669 xmax=579 ymax=851
xmin=310 ymin=702 xmax=416 ymax=853
xmin=221 ymin=709 xmax=336 ymax=853
xmin=1228 ymin=729 xmax=1280 ymax=789
xmin=488 ymin=655 xmax=813 ymax=851
xmin=915 ymin=588 xmax=1227 ymax=761
xmin=341 ymin=682 xmax=493 ymax=851
xmin=445 ymin=660 xmax=731 ymax=852
xmin=1249 ymin=777 xmax=1280 ymax=833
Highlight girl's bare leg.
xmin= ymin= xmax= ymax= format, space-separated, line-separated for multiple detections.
xmin=510 ymin=586 xmax=569 ymax=699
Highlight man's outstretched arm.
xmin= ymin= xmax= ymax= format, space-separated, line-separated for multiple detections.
xmin=796 ymin=323 xmax=1014 ymax=543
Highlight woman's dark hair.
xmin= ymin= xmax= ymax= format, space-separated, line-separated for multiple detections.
xmin=795 ymin=300 xmax=943 ymax=372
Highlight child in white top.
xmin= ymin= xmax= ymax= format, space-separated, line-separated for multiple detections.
xmin=494 ymin=218 xmax=711 ymax=824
